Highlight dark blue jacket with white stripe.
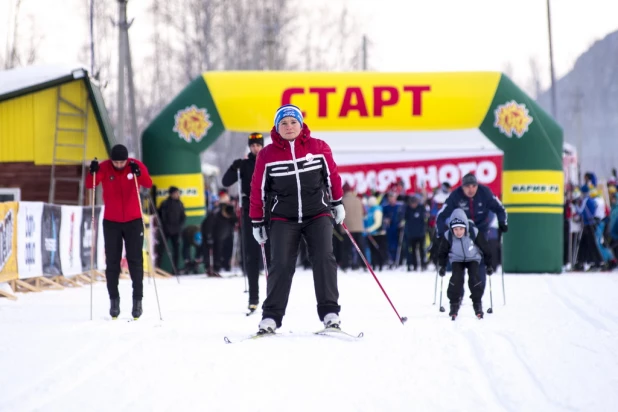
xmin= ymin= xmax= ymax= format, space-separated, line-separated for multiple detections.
xmin=249 ymin=123 xmax=343 ymax=224
xmin=436 ymin=184 xmax=507 ymax=237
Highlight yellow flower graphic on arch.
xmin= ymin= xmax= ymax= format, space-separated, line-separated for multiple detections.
xmin=173 ymin=105 xmax=212 ymax=143
xmin=493 ymin=100 xmax=533 ymax=138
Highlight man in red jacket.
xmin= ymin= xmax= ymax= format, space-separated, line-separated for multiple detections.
xmin=250 ymin=104 xmax=346 ymax=334
xmin=87 ymin=144 xmax=153 ymax=319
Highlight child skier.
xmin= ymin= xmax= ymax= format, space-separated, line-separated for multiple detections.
xmin=437 ymin=208 xmax=494 ymax=319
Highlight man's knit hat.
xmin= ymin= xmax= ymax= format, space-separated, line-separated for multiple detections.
xmin=462 ymin=173 xmax=478 ymax=186
xmin=111 ymin=144 xmax=129 ymax=161
xmin=248 ymin=132 xmax=264 ymax=147
xmin=274 ymin=104 xmax=303 ymax=132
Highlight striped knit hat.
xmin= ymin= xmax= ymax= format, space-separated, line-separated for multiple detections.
xmin=274 ymin=104 xmax=303 ymax=132
xmin=450 ymin=217 xmax=467 ymax=229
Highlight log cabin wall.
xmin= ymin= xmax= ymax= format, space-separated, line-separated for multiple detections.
xmin=0 ymin=162 xmax=88 ymax=204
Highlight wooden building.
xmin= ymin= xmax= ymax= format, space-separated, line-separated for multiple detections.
xmin=0 ymin=65 xmax=115 ymax=204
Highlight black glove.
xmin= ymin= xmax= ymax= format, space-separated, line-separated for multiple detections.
xmin=130 ymin=161 xmax=141 ymax=177
xmin=89 ymin=159 xmax=99 ymax=174
xmin=232 ymin=159 xmax=243 ymax=170
xmin=486 ymin=265 xmax=494 ymax=276
xmin=499 ymin=222 xmax=508 ymax=233
xmin=438 ymin=266 xmax=446 ymax=277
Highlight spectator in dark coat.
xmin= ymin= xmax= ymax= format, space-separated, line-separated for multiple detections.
xmin=201 ymin=204 xmax=237 ymax=275
xmin=157 ymin=186 xmax=186 ymax=270
xmin=404 ymin=195 xmax=427 ymax=271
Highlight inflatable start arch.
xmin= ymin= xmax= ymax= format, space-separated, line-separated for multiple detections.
xmin=142 ymin=72 xmax=563 ymax=273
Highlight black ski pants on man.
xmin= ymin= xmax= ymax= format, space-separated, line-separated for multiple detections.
xmin=406 ymin=235 xmax=426 ymax=270
xmin=340 ymin=231 xmax=365 ymax=270
xmin=368 ymin=234 xmax=388 ymax=271
xmin=166 ymin=233 xmax=180 ymax=271
xmin=448 ymin=261 xmax=484 ymax=304
xmin=241 ymin=204 xmax=270 ymax=305
xmin=262 ymin=216 xmax=340 ymax=327
xmin=103 ymin=218 xmax=144 ymax=300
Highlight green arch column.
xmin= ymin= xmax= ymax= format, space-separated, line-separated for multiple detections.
xmin=142 ymin=77 xmax=226 ymax=272
xmin=142 ymin=76 xmax=225 ymax=224
xmin=479 ymin=75 xmax=563 ymax=273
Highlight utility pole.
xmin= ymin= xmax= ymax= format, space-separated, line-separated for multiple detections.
xmin=546 ymin=0 xmax=558 ymax=120
xmin=263 ymin=7 xmax=279 ymax=70
xmin=114 ymin=0 xmax=139 ymax=158
xmin=89 ymin=0 xmax=95 ymax=76
xmin=362 ymin=35 xmax=368 ymax=71
xmin=116 ymin=0 xmax=126 ymax=151
xmin=572 ymin=89 xmax=584 ymax=183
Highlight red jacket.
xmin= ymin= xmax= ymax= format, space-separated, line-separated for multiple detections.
xmin=249 ymin=124 xmax=343 ymax=223
xmin=86 ymin=159 xmax=153 ymax=222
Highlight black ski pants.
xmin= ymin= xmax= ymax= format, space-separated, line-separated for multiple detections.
xmin=166 ymin=233 xmax=180 ymax=270
xmin=203 ymin=242 xmax=222 ymax=273
xmin=241 ymin=205 xmax=270 ymax=305
xmin=448 ymin=261 xmax=484 ymax=304
xmin=368 ymin=234 xmax=387 ymax=271
xmin=340 ymin=231 xmax=365 ymax=270
xmin=577 ymin=224 xmax=603 ymax=266
xmin=103 ymin=218 xmax=144 ymax=300
xmin=406 ymin=235 xmax=426 ymax=270
xmin=262 ymin=216 xmax=340 ymax=327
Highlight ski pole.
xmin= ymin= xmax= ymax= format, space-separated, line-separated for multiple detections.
xmin=432 ymin=269 xmax=438 ymax=305
xmin=145 ymin=192 xmax=180 ymax=284
xmin=208 ymin=246 xmax=217 ymax=276
xmin=366 ymin=234 xmax=379 ymax=250
xmin=237 ymin=169 xmax=248 ymax=293
xmin=135 ymin=174 xmax=163 ymax=320
xmin=501 ymin=258 xmax=506 ymax=306
xmin=438 ymin=276 xmax=445 ymax=312
xmin=90 ymin=165 xmax=96 ymax=320
xmin=500 ymin=231 xmax=506 ymax=305
xmin=260 ymin=243 xmax=269 ymax=280
xmin=487 ymin=272 xmax=494 ymax=314
xmin=394 ymin=228 xmax=405 ymax=268
xmin=342 ymin=223 xmax=407 ymax=324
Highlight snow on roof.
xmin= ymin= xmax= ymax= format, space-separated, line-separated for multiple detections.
xmin=0 ymin=63 xmax=89 ymax=97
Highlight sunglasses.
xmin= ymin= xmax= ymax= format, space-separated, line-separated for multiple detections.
xmin=249 ymin=133 xmax=263 ymax=139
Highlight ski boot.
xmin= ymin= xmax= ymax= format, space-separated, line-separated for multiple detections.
xmin=323 ymin=313 xmax=341 ymax=330
xmin=449 ymin=301 xmax=460 ymax=321
xmin=132 ymin=299 xmax=143 ymax=320
xmin=246 ymin=303 xmax=258 ymax=316
xmin=473 ymin=301 xmax=483 ymax=319
xmin=110 ymin=298 xmax=120 ymax=319
xmin=257 ymin=318 xmax=276 ymax=335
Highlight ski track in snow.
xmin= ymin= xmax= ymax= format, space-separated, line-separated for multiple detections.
xmin=1 ymin=270 xmax=618 ymax=412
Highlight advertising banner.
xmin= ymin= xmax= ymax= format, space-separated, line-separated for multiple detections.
xmin=203 ymin=72 xmax=501 ymax=132
xmin=80 ymin=206 xmax=101 ymax=273
xmin=0 ymin=201 xmax=18 ymax=281
xmin=59 ymin=206 xmax=83 ymax=276
xmin=338 ymin=154 xmax=503 ymax=195
xmin=17 ymin=201 xmax=44 ymax=279
xmin=41 ymin=204 xmax=62 ymax=276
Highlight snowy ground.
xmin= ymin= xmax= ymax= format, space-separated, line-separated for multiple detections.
xmin=1 ymin=269 xmax=617 ymax=412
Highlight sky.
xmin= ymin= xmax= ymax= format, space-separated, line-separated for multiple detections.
xmin=1 ymin=0 xmax=617 ymax=96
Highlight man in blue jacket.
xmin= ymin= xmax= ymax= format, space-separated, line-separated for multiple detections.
xmin=436 ymin=173 xmax=508 ymax=236
xmin=436 ymin=173 xmax=507 ymax=287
